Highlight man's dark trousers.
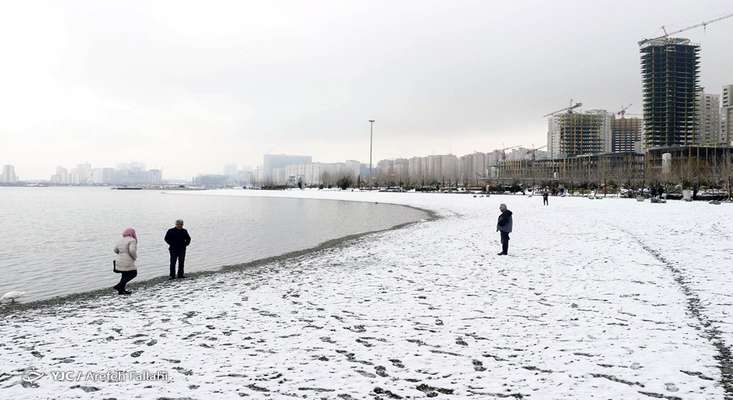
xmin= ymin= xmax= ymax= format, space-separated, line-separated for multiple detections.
xmin=500 ymin=232 xmax=510 ymax=254
xmin=170 ymin=248 xmax=186 ymax=278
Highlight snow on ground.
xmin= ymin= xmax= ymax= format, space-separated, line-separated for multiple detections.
xmin=1 ymin=190 xmax=731 ymax=399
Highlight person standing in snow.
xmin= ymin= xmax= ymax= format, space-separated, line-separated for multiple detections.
xmin=542 ymin=191 xmax=549 ymax=206
xmin=165 ymin=219 xmax=191 ymax=279
xmin=113 ymin=228 xmax=138 ymax=295
xmin=496 ymin=204 xmax=513 ymax=255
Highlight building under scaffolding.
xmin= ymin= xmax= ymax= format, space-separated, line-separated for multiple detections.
xmin=547 ymin=110 xmax=612 ymax=158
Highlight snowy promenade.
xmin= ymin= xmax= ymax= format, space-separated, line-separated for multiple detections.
xmin=1 ymin=191 xmax=732 ymax=399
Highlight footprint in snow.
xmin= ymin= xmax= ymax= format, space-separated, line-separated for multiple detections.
xmin=472 ymin=359 xmax=487 ymax=372
xmin=355 ymin=369 xmax=377 ymax=378
xmin=70 ymin=385 xmax=100 ymax=393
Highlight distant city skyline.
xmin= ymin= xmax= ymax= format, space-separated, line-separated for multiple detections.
xmin=1 ymin=1 xmax=732 ymax=179
xmin=48 ymin=162 xmax=162 ymax=186
xmin=0 ymin=165 xmax=18 ymax=183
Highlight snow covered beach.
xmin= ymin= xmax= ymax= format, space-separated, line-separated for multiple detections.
xmin=1 ymin=190 xmax=732 ymax=399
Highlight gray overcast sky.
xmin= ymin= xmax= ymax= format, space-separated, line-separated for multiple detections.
xmin=1 ymin=0 xmax=732 ymax=179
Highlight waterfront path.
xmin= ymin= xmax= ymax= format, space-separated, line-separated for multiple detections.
xmin=1 ymin=191 xmax=731 ymax=399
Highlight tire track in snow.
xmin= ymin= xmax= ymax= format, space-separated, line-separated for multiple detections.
xmin=613 ymin=225 xmax=733 ymax=399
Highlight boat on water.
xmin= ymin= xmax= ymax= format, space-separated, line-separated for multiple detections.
xmin=161 ymin=185 xmax=207 ymax=191
xmin=111 ymin=186 xmax=144 ymax=190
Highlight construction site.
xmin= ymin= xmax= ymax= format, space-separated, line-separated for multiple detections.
xmin=331 ymin=13 xmax=733 ymax=196
xmin=550 ymin=111 xmax=610 ymax=158
xmin=488 ymin=13 xmax=733 ymax=194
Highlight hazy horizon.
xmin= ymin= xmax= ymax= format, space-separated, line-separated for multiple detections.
xmin=1 ymin=1 xmax=732 ymax=180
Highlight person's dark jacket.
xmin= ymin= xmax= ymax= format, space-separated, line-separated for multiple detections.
xmin=497 ymin=210 xmax=513 ymax=233
xmin=165 ymin=228 xmax=191 ymax=251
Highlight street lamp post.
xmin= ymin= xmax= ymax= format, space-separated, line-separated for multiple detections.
xmin=369 ymin=119 xmax=375 ymax=188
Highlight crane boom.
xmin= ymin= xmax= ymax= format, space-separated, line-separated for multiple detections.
xmin=543 ymin=102 xmax=582 ymax=118
xmin=499 ymin=145 xmax=521 ymax=151
xmin=639 ymin=13 xmax=733 ymax=46
xmin=498 ymin=145 xmax=523 ymax=161
xmin=526 ymin=145 xmax=547 ymax=161
xmin=668 ymin=13 xmax=733 ymax=37
xmin=617 ymin=104 xmax=632 ymax=118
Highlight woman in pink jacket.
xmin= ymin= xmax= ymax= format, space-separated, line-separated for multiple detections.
xmin=113 ymin=228 xmax=138 ymax=295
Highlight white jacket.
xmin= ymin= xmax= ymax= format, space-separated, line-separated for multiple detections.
xmin=114 ymin=237 xmax=138 ymax=271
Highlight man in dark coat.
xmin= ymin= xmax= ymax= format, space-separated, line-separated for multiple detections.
xmin=165 ymin=219 xmax=191 ymax=279
xmin=496 ymin=203 xmax=513 ymax=255
xmin=542 ymin=191 xmax=549 ymax=206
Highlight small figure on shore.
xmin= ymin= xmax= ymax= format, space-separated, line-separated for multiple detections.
xmin=113 ymin=228 xmax=138 ymax=295
xmin=496 ymin=204 xmax=513 ymax=256
xmin=165 ymin=219 xmax=191 ymax=279
xmin=543 ymin=191 xmax=549 ymax=206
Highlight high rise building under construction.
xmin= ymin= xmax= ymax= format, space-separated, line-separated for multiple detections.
xmin=547 ymin=110 xmax=612 ymax=158
xmin=640 ymin=38 xmax=700 ymax=149
xmin=611 ymin=117 xmax=642 ymax=153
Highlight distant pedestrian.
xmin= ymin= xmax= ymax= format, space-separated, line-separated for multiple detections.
xmin=496 ymin=204 xmax=513 ymax=256
xmin=165 ymin=219 xmax=191 ymax=279
xmin=543 ymin=191 xmax=549 ymax=206
xmin=113 ymin=228 xmax=138 ymax=295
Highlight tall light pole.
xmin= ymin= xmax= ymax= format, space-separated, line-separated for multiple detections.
xmin=369 ymin=119 xmax=375 ymax=188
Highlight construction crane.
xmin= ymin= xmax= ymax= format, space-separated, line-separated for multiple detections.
xmin=616 ymin=104 xmax=632 ymax=118
xmin=639 ymin=13 xmax=733 ymax=46
xmin=499 ymin=145 xmax=521 ymax=161
xmin=500 ymin=145 xmax=521 ymax=151
xmin=526 ymin=145 xmax=547 ymax=161
xmin=543 ymin=99 xmax=582 ymax=118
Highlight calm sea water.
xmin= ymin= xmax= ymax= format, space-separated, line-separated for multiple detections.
xmin=0 ymin=187 xmax=426 ymax=302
